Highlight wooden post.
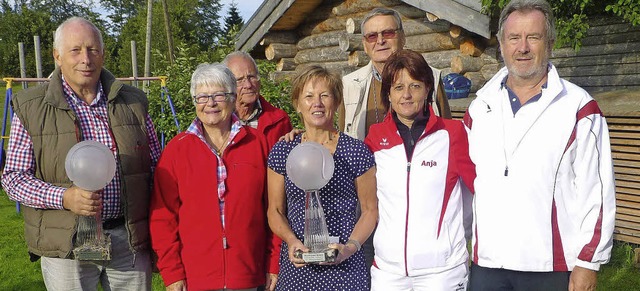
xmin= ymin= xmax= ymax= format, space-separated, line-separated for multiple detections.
xmin=635 ymin=248 xmax=640 ymax=269
xmin=265 ymin=43 xmax=298 ymax=61
xmin=18 ymin=42 xmax=27 ymax=89
xmin=144 ymin=0 xmax=153 ymax=93
xmin=131 ymin=41 xmax=139 ymax=88
xmin=33 ymin=36 xmax=43 ymax=79
xmin=161 ymin=0 xmax=175 ymax=65
xmin=339 ymin=33 xmax=363 ymax=52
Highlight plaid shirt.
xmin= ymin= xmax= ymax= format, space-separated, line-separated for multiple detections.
xmin=2 ymin=77 xmax=161 ymax=220
xmin=185 ymin=115 xmax=241 ymax=228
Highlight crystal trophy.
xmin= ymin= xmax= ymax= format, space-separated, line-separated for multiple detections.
xmin=286 ymin=141 xmax=337 ymax=263
xmin=65 ymin=140 xmax=117 ymax=260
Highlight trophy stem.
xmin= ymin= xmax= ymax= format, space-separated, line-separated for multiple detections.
xmin=303 ymin=190 xmax=331 ymax=252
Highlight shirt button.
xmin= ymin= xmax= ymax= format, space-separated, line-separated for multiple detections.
xmin=512 ymin=98 xmax=516 ymax=102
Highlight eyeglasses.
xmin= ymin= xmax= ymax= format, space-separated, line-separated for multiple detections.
xmin=192 ymin=92 xmax=235 ymax=104
xmin=236 ymin=74 xmax=260 ymax=85
xmin=363 ymin=29 xmax=401 ymax=43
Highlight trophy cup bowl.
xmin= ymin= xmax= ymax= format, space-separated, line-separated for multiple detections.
xmin=286 ymin=142 xmax=337 ymax=263
xmin=65 ymin=140 xmax=116 ymax=260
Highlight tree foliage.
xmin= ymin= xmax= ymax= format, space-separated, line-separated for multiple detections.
xmin=223 ymin=1 xmax=243 ymax=37
xmin=481 ymin=0 xmax=640 ymax=51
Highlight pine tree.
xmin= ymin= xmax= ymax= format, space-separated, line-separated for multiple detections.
xmin=223 ymin=1 xmax=243 ymax=36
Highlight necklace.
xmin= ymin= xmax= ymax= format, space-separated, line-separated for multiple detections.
xmin=209 ymin=130 xmax=231 ymax=156
xmin=301 ymin=131 xmax=337 ymax=145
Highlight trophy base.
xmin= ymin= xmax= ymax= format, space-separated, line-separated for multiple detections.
xmin=73 ymin=235 xmax=112 ymax=261
xmin=294 ymin=248 xmax=338 ymax=263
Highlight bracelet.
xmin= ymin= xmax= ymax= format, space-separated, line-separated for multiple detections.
xmin=346 ymin=239 xmax=361 ymax=252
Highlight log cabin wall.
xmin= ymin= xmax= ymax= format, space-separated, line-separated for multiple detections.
xmin=551 ymin=17 xmax=640 ymax=93
xmin=263 ymin=0 xmax=500 ymax=91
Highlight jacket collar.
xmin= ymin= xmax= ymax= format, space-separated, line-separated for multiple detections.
xmin=44 ymin=67 xmax=122 ymax=110
xmin=476 ymin=62 xmax=563 ymax=107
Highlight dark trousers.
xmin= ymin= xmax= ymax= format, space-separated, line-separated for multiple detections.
xmin=469 ymin=263 xmax=570 ymax=291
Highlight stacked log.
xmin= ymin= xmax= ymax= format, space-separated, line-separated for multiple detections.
xmin=339 ymin=33 xmax=363 ymax=52
xmin=260 ymin=31 xmax=297 ymax=46
xmin=266 ymin=0 xmax=502 ymax=92
xmin=451 ymin=55 xmax=484 ymax=74
xmin=348 ymin=51 xmax=370 ymax=67
xmin=265 ymin=43 xmax=297 ymax=61
xmin=298 ymin=31 xmax=344 ymax=50
xmin=277 ymin=58 xmax=296 ymax=72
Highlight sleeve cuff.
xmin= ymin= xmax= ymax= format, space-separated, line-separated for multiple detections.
xmin=51 ymin=186 xmax=68 ymax=210
xmin=574 ymin=260 xmax=601 ymax=271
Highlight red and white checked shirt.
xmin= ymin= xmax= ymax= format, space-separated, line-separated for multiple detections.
xmin=1 ymin=77 xmax=161 ymax=220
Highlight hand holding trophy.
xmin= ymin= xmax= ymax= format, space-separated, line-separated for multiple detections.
xmin=65 ymin=140 xmax=116 ymax=260
xmin=286 ymin=142 xmax=337 ymax=264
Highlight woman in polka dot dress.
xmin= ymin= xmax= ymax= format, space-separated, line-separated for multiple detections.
xmin=267 ymin=65 xmax=378 ymax=291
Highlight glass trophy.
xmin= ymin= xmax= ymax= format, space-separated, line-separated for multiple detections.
xmin=65 ymin=140 xmax=116 ymax=261
xmin=286 ymin=141 xmax=337 ymax=264
xmin=73 ymin=210 xmax=111 ymax=260
xmin=293 ymin=190 xmax=338 ymax=263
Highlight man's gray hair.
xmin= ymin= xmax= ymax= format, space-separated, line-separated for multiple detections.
xmin=360 ymin=7 xmax=404 ymax=33
xmin=53 ymin=17 xmax=104 ymax=53
xmin=190 ymin=63 xmax=237 ymax=102
xmin=223 ymin=51 xmax=259 ymax=75
xmin=497 ymin=0 xmax=556 ymax=47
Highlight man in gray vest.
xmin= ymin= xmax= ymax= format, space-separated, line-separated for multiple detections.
xmin=1 ymin=17 xmax=161 ymax=290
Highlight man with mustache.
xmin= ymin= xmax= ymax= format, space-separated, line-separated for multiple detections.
xmin=224 ymin=51 xmax=292 ymax=149
xmin=2 ymin=17 xmax=160 ymax=290
xmin=464 ymin=0 xmax=615 ymax=290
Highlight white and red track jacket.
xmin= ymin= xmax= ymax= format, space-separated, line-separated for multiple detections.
xmin=365 ymin=107 xmax=476 ymax=277
xmin=464 ymin=64 xmax=616 ymax=272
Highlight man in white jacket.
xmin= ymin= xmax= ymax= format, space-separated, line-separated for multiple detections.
xmin=464 ymin=0 xmax=616 ymax=290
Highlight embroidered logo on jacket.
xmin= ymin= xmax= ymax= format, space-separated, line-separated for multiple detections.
xmin=379 ymin=138 xmax=389 ymax=146
xmin=421 ymin=160 xmax=437 ymax=167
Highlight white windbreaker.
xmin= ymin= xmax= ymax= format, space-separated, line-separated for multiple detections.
xmin=464 ymin=64 xmax=616 ymax=272
xmin=365 ymin=107 xmax=475 ymax=277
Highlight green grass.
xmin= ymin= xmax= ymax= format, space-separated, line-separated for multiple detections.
xmin=0 ymin=194 xmax=166 ymax=290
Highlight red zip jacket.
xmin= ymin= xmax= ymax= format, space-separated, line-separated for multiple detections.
xmin=257 ymin=95 xmax=292 ymax=150
xmin=150 ymin=126 xmax=278 ymax=290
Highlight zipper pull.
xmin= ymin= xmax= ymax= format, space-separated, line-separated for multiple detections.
xmin=407 ymin=162 xmax=411 ymax=172
xmin=223 ymin=237 xmax=228 ymax=249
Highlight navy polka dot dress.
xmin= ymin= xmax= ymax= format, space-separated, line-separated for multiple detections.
xmin=268 ymin=132 xmax=375 ymax=291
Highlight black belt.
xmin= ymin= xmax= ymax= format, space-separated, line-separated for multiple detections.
xmin=103 ymin=217 xmax=125 ymax=230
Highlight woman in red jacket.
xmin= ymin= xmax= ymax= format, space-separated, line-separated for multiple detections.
xmin=150 ymin=63 xmax=279 ymax=291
